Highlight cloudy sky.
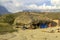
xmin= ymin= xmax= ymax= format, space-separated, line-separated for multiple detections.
xmin=0 ymin=0 xmax=60 ymax=12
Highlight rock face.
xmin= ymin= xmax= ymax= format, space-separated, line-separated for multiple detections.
xmin=13 ymin=14 xmax=33 ymax=29
xmin=0 ymin=6 xmax=10 ymax=15
xmin=13 ymin=13 xmax=52 ymax=29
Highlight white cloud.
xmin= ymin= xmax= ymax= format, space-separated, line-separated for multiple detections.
xmin=0 ymin=0 xmax=23 ymax=7
xmin=27 ymin=4 xmax=60 ymax=10
xmin=0 ymin=0 xmax=24 ymax=12
xmin=51 ymin=0 xmax=60 ymax=6
xmin=10 ymin=0 xmax=23 ymax=7
xmin=27 ymin=4 xmax=38 ymax=9
xmin=0 ymin=0 xmax=60 ymax=13
xmin=0 ymin=0 xmax=9 ymax=2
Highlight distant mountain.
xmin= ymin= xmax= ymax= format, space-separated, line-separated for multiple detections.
xmin=23 ymin=9 xmax=41 ymax=12
xmin=39 ymin=9 xmax=60 ymax=12
xmin=0 ymin=6 xmax=10 ymax=15
xmin=23 ymin=9 xmax=60 ymax=12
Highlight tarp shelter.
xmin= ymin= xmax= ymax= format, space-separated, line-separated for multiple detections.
xmin=40 ymin=23 xmax=47 ymax=28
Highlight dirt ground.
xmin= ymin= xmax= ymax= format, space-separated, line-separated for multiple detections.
xmin=0 ymin=27 xmax=60 ymax=40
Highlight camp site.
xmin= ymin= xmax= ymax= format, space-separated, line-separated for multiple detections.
xmin=0 ymin=12 xmax=60 ymax=40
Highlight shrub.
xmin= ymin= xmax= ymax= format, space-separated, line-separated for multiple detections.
xmin=0 ymin=23 xmax=17 ymax=35
xmin=1 ymin=14 xmax=15 ymax=25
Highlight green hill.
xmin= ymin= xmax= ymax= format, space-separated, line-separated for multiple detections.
xmin=0 ymin=12 xmax=60 ymax=34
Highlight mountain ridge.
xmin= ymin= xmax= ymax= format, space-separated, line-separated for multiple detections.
xmin=0 ymin=5 xmax=10 ymax=15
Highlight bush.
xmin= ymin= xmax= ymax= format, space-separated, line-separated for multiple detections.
xmin=0 ymin=23 xmax=17 ymax=35
xmin=0 ymin=14 xmax=15 ymax=25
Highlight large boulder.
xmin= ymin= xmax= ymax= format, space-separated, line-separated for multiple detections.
xmin=13 ymin=14 xmax=33 ymax=29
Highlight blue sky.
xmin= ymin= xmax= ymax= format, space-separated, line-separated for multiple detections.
xmin=0 ymin=0 xmax=60 ymax=12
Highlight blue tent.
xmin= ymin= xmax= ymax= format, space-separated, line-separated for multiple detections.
xmin=40 ymin=23 xmax=47 ymax=28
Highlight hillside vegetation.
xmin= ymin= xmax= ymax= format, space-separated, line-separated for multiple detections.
xmin=0 ymin=12 xmax=60 ymax=34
